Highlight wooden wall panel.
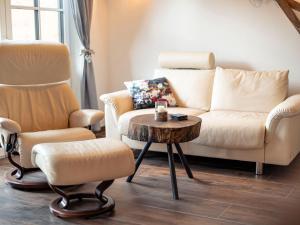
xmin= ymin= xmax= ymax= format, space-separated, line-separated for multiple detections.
xmin=277 ymin=0 xmax=300 ymax=34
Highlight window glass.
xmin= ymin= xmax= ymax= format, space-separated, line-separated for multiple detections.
xmin=11 ymin=9 xmax=35 ymax=40
xmin=40 ymin=11 xmax=60 ymax=42
xmin=11 ymin=0 xmax=34 ymax=7
xmin=40 ymin=0 xmax=59 ymax=9
xmin=9 ymin=0 xmax=63 ymax=42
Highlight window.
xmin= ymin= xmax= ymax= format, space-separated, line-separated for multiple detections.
xmin=0 ymin=0 xmax=64 ymax=42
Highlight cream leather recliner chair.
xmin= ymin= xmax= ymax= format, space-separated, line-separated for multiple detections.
xmin=100 ymin=52 xmax=300 ymax=175
xmin=0 ymin=41 xmax=103 ymax=190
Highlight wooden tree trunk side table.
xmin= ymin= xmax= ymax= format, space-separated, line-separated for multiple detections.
xmin=126 ymin=114 xmax=201 ymax=200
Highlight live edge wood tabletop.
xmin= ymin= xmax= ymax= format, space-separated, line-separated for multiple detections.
xmin=127 ymin=114 xmax=201 ymax=144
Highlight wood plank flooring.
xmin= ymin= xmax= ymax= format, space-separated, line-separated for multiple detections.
xmin=0 ymin=151 xmax=300 ymax=225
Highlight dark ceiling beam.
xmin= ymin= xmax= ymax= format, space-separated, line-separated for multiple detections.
xmin=288 ymin=0 xmax=300 ymax=11
xmin=276 ymin=0 xmax=300 ymax=34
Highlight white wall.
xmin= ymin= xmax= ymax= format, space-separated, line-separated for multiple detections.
xmin=91 ymin=0 xmax=109 ymax=109
xmin=106 ymin=0 xmax=300 ymax=95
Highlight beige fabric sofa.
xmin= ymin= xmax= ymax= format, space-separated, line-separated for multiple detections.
xmin=100 ymin=52 xmax=300 ymax=174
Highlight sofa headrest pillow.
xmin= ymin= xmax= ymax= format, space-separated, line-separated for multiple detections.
xmin=158 ymin=52 xmax=215 ymax=70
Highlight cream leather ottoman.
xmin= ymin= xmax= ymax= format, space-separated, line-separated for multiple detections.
xmin=31 ymin=138 xmax=135 ymax=218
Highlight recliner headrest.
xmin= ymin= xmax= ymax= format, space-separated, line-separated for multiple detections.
xmin=0 ymin=41 xmax=71 ymax=85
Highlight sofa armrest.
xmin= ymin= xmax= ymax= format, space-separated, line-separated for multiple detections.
xmin=100 ymin=90 xmax=133 ymax=122
xmin=69 ymin=109 xmax=104 ymax=128
xmin=0 ymin=117 xmax=21 ymax=134
xmin=265 ymin=95 xmax=300 ymax=143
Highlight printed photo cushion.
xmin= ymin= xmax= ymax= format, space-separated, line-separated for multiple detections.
xmin=124 ymin=77 xmax=177 ymax=110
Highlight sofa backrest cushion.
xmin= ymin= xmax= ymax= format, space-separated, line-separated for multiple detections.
xmin=0 ymin=83 xmax=80 ymax=132
xmin=154 ymin=69 xmax=215 ymax=111
xmin=211 ymin=67 xmax=289 ymax=113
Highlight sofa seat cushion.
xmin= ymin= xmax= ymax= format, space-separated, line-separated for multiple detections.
xmin=118 ymin=107 xmax=205 ymax=136
xmin=192 ymin=111 xmax=268 ymax=149
xmin=19 ymin=127 xmax=96 ymax=168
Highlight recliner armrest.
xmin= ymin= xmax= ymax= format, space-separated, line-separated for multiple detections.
xmin=100 ymin=90 xmax=133 ymax=121
xmin=69 ymin=109 xmax=104 ymax=128
xmin=0 ymin=117 xmax=21 ymax=134
xmin=266 ymin=95 xmax=300 ymax=142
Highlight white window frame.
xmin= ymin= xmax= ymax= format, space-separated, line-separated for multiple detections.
xmin=0 ymin=0 xmax=10 ymax=40
xmin=0 ymin=0 xmax=65 ymax=42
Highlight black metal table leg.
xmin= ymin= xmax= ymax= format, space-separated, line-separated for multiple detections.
xmin=174 ymin=143 xmax=194 ymax=179
xmin=127 ymin=141 xmax=152 ymax=182
xmin=167 ymin=144 xmax=179 ymax=200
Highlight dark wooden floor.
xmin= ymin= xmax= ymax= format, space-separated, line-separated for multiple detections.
xmin=1 ymin=150 xmax=300 ymax=225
